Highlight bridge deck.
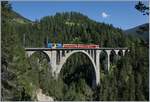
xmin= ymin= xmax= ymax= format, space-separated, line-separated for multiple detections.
xmin=25 ymin=47 xmax=128 ymax=51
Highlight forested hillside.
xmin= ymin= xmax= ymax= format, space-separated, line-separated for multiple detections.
xmin=125 ymin=23 xmax=149 ymax=42
xmin=1 ymin=2 xmax=149 ymax=101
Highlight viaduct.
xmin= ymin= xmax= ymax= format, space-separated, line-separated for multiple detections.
xmin=25 ymin=47 xmax=129 ymax=87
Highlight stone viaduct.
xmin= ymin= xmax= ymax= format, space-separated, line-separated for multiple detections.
xmin=25 ymin=48 xmax=129 ymax=86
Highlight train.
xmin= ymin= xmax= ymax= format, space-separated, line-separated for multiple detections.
xmin=47 ymin=43 xmax=100 ymax=48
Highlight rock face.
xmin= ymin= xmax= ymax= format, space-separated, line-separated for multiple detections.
xmin=36 ymin=89 xmax=54 ymax=101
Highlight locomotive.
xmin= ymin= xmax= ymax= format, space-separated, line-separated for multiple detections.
xmin=47 ymin=43 xmax=100 ymax=48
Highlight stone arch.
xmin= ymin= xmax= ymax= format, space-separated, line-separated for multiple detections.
xmin=56 ymin=50 xmax=99 ymax=85
xmin=26 ymin=51 xmax=51 ymax=62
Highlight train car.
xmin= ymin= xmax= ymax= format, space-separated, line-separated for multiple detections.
xmin=47 ymin=43 xmax=63 ymax=48
xmin=47 ymin=43 xmax=53 ymax=48
xmin=77 ymin=44 xmax=99 ymax=48
xmin=63 ymin=44 xmax=78 ymax=48
xmin=78 ymin=44 xmax=88 ymax=48
xmin=63 ymin=44 xmax=100 ymax=48
xmin=56 ymin=43 xmax=63 ymax=48
xmin=47 ymin=43 xmax=100 ymax=48
xmin=87 ymin=44 xmax=99 ymax=48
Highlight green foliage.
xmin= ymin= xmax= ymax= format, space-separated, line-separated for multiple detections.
xmin=1 ymin=2 xmax=149 ymax=101
xmin=71 ymin=37 xmax=82 ymax=43
xmin=135 ymin=1 xmax=149 ymax=15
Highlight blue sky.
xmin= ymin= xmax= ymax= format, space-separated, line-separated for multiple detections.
xmin=11 ymin=1 xmax=149 ymax=30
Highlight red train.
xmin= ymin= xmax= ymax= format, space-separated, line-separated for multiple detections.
xmin=63 ymin=44 xmax=99 ymax=48
xmin=47 ymin=43 xmax=100 ymax=48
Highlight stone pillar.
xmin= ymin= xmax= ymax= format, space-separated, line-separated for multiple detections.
xmin=126 ymin=49 xmax=130 ymax=55
xmin=114 ymin=50 xmax=119 ymax=55
xmin=105 ymin=50 xmax=111 ymax=71
xmin=59 ymin=50 xmax=62 ymax=61
xmin=122 ymin=50 xmax=126 ymax=56
xmin=92 ymin=50 xmax=95 ymax=58
xmin=95 ymin=50 xmax=101 ymax=85
xmin=56 ymin=51 xmax=58 ymax=65
xmin=44 ymin=51 xmax=57 ymax=76
xmin=50 ymin=50 xmax=57 ymax=76
xmin=90 ymin=50 xmax=93 ymax=58
xmin=26 ymin=51 xmax=35 ymax=57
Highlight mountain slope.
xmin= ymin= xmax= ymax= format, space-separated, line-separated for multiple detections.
xmin=125 ymin=23 xmax=149 ymax=42
xmin=37 ymin=11 xmax=127 ymax=47
xmin=11 ymin=10 xmax=31 ymax=24
xmin=2 ymin=5 xmax=31 ymax=24
xmin=2 ymin=2 xmax=149 ymax=101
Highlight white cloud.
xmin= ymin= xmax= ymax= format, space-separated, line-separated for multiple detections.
xmin=101 ymin=12 xmax=110 ymax=18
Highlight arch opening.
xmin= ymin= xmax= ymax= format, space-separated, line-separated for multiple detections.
xmin=110 ymin=50 xmax=117 ymax=65
xmin=59 ymin=51 xmax=97 ymax=88
xmin=28 ymin=51 xmax=52 ymax=73
xmin=27 ymin=51 xmax=53 ymax=89
xmin=28 ymin=51 xmax=50 ymax=62
xmin=100 ymin=50 xmax=108 ymax=73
